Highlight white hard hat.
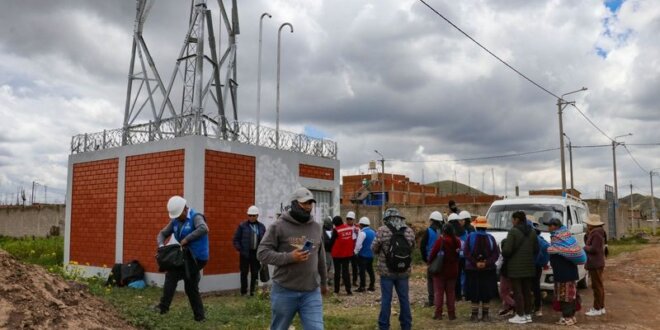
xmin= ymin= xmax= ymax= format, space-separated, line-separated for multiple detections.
xmin=247 ymin=205 xmax=260 ymax=215
xmin=429 ymin=211 xmax=443 ymax=222
xmin=358 ymin=217 xmax=370 ymax=226
xmin=458 ymin=210 xmax=471 ymax=220
xmin=346 ymin=211 xmax=356 ymax=219
xmin=167 ymin=196 xmax=187 ymax=219
xmin=448 ymin=213 xmax=460 ymax=222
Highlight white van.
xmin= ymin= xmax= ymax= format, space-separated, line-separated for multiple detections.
xmin=485 ymin=195 xmax=589 ymax=291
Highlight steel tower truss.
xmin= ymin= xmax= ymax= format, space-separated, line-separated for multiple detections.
xmin=122 ymin=0 xmax=240 ymax=144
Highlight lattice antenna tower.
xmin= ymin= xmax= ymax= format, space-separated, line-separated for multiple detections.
xmin=122 ymin=0 xmax=240 ymax=144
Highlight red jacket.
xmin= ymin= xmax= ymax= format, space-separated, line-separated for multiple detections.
xmin=429 ymin=234 xmax=461 ymax=279
xmin=331 ymin=224 xmax=355 ymax=258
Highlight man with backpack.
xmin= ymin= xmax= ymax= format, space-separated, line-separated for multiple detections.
xmin=372 ymin=208 xmax=415 ymax=330
xmin=155 ymin=195 xmax=209 ymax=322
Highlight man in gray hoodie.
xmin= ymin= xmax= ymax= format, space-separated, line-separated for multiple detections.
xmin=258 ymin=187 xmax=327 ymax=330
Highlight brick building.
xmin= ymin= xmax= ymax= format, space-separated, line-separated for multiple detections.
xmin=342 ymin=173 xmax=437 ymax=206
xmin=65 ymin=135 xmax=339 ymax=292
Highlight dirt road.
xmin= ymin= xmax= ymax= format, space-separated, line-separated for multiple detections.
xmin=331 ymin=240 xmax=660 ymax=329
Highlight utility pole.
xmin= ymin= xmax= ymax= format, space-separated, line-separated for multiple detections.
xmin=557 ymin=87 xmax=587 ymax=196
xmin=375 ymin=150 xmax=386 ymax=220
xmin=491 ymin=168 xmax=495 ymax=196
xmin=564 ymin=133 xmax=575 ymax=192
xmin=612 ymin=133 xmax=631 ymax=233
xmin=630 ymin=183 xmax=634 ymax=231
xmin=31 ymin=181 xmax=36 ymax=205
xmin=650 ymin=169 xmax=658 ymax=236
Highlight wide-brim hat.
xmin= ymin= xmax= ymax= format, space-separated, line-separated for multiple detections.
xmin=584 ymin=214 xmax=604 ymax=226
xmin=473 ymin=216 xmax=490 ymax=228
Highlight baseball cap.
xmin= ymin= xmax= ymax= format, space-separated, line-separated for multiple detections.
xmin=292 ymin=187 xmax=316 ymax=203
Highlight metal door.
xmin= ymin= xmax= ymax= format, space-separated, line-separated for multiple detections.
xmin=311 ymin=190 xmax=333 ymax=223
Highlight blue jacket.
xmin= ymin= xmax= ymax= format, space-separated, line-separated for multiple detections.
xmin=358 ymin=227 xmax=376 ymax=258
xmin=425 ymin=227 xmax=439 ymax=258
xmin=172 ymin=209 xmax=209 ymax=261
xmin=232 ymin=220 xmax=266 ymax=258
xmin=535 ymin=236 xmax=550 ymax=267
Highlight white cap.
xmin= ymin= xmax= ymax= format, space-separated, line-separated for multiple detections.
xmin=292 ymin=187 xmax=316 ymax=203
xmin=247 ymin=205 xmax=260 ymax=215
xmin=167 ymin=196 xmax=187 ymax=219
xmin=429 ymin=211 xmax=443 ymax=222
xmin=346 ymin=211 xmax=356 ymax=219
xmin=358 ymin=217 xmax=370 ymax=226
xmin=448 ymin=213 xmax=460 ymax=222
xmin=458 ymin=210 xmax=471 ymax=220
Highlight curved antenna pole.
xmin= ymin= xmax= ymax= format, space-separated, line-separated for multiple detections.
xmin=276 ymin=22 xmax=294 ymax=149
xmin=256 ymin=12 xmax=272 ymax=145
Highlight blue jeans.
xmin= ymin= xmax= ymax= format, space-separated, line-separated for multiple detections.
xmin=270 ymin=282 xmax=323 ymax=330
xmin=378 ymin=275 xmax=412 ymax=330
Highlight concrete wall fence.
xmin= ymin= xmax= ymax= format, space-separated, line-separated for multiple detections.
xmin=0 ymin=205 xmax=65 ymax=237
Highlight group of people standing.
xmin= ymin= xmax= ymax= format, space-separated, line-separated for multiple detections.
xmin=421 ymin=201 xmax=499 ymax=322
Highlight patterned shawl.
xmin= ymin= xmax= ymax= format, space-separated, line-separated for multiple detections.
xmin=548 ymin=226 xmax=586 ymax=265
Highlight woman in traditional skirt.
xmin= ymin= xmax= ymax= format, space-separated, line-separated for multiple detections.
xmin=544 ymin=217 xmax=582 ymax=326
xmin=463 ymin=216 xmax=500 ymax=322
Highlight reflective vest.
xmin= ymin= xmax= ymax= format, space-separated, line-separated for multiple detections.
xmin=425 ymin=227 xmax=439 ymax=258
xmin=358 ymin=227 xmax=376 ymax=258
xmin=331 ymin=224 xmax=355 ymax=258
xmin=172 ymin=209 xmax=209 ymax=261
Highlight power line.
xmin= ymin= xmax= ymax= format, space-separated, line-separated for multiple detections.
xmin=623 ymin=145 xmax=647 ymax=173
xmin=417 ymin=0 xmax=561 ymax=100
xmin=569 ymin=104 xmax=613 ymax=141
xmin=571 ymin=144 xmax=610 ymax=149
xmin=388 ymin=147 xmax=559 ymax=163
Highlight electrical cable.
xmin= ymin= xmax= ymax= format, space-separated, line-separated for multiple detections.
xmin=387 ymin=147 xmax=559 ymax=163
xmin=569 ymin=104 xmax=614 ymax=141
xmin=623 ymin=145 xmax=648 ymax=173
xmin=417 ymin=0 xmax=561 ymax=100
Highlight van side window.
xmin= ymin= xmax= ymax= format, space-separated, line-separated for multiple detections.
xmin=576 ymin=207 xmax=588 ymax=224
xmin=566 ymin=206 xmax=573 ymax=227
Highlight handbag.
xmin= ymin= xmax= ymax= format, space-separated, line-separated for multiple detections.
xmin=156 ymin=244 xmax=185 ymax=272
xmin=428 ymin=240 xmax=445 ymax=274
xmin=259 ymin=264 xmax=270 ymax=282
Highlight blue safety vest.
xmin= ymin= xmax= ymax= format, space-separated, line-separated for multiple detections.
xmin=425 ymin=227 xmax=439 ymax=257
xmin=358 ymin=227 xmax=376 ymax=258
xmin=172 ymin=209 xmax=209 ymax=261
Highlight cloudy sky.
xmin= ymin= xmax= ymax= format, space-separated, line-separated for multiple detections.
xmin=1 ymin=0 xmax=659 ymax=204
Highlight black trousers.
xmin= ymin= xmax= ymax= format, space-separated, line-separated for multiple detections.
xmin=334 ymin=257 xmax=352 ymax=294
xmin=239 ymin=250 xmax=260 ymax=295
xmin=357 ymin=256 xmax=375 ymax=289
xmin=351 ymin=255 xmax=359 ymax=284
xmin=532 ymin=266 xmax=543 ymax=311
xmin=455 ymin=258 xmax=465 ymax=299
xmin=511 ymin=277 xmax=534 ymax=317
xmin=158 ymin=260 xmax=207 ymax=321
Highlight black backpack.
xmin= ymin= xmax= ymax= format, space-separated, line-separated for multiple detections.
xmin=121 ymin=260 xmax=145 ymax=285
xmin=385 ymin=225 xmax=412 ymax=273
xmin=106 ymin=263 xmax=124 ymax=287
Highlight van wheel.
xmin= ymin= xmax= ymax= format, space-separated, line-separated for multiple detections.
xmin=577 ymin=273 xmax=589 ymax=289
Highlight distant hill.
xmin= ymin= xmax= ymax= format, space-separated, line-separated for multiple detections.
xmin=426 ymin=180 xmax=488 ymax=196
xmin=619 ymin=193 xmax=660 ymax=215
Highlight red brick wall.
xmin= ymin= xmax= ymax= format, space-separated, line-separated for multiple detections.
xmin=299 ymin=164 xmax=334 ymax=180
xmin=70 ymin=159 xmax=118 ymax=267
xmin=123 ymin=150 xmax=184 ymax=272
xmin=204 ymin=150 xmax=255 ymax=275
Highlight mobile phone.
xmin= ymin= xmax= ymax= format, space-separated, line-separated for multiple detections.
xmin=301 ymin=240 xmax=313 ymax=253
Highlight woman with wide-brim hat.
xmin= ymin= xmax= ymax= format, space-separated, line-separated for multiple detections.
xmin=463 ymin=216 xmax=500 ymax=322
xmin=583 ymin=214 xmax=607 ymax=317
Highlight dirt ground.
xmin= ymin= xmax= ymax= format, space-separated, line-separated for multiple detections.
xmin=0 ymin=250 xmax=134 ymax=330
xmin=330 ymin=239 xmax=660 ymax=329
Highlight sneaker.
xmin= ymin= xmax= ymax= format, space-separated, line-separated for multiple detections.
xmin=524 ymin=314 xmax=532 ymax=323
xmin=564 ymin=317 xmax=576 ymax=326
xmin=555 ymin=317 xmax=567 ymax=325
xmin=356 ymin=287 xmax=366 ymax=293
xmin=601 ymin=308 xmax=606 ymax=315
xmin=585 ymin=308 xmax=602 ymax=316
xmin=367 ymin=287 xmax=376 ymax=292
xmin=508 ymin=315 xmax=527 ymax=324
xmin=498 ymin=307 xmax=513 ymax=317
xmin=535 ymin=309 xmax=543 ymax=317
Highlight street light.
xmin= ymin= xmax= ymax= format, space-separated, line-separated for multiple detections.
xmin=612 ymin=132 xmax=632 ymax=236
xmin=563 ymin=133 xmax=574 ymax=193
xmin=374 ymin=150 xmax=386 ymax=220
xmin=557 ymin=87 xmax=587 ymax=196
xmin=275 ymin=22 xmax=293 ymax=149
xmin=650 ymin=168 xmax=660 ymax=235
xmin=256 ymin=12 xmax=272 ymax=146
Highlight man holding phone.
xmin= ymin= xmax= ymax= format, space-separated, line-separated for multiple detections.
xmin=257 ymin=187 xmax=327 ymax=330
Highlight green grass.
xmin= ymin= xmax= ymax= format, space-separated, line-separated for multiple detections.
xmin=607 ymin=235 xmax=649 ymax=257
xmin=0 ymin=235 xmax=63 ymax=266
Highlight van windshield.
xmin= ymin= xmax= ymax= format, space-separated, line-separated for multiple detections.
xmin=486 ymin=204 xmax=563 ymax=231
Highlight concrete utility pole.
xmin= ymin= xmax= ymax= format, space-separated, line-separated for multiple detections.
xmin=630 ymin=183 xmax=634 ymax=230
xmin=563 ymin=133 xmax=574 ymax=192
xmin=375 ymin=150 xmax=386 ymax=220
xmin=612 ymin=133 xmax=632 ymax=232
xmin=557 ymin=87 xmax=587 ymax=196
xmin=650 ymin=168 xmax=659 ymax=235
